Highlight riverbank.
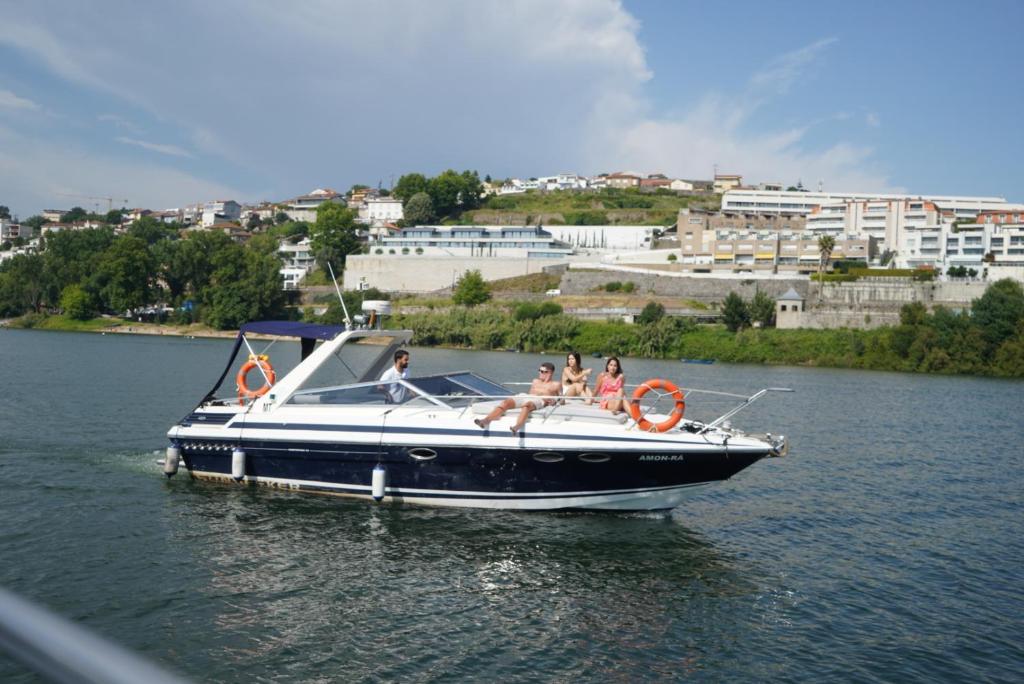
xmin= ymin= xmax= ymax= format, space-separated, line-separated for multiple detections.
xmin=6 ymin=308 xmax=1023 ymax=378
xmin=2 ymin=314 xmax=237 ymax=338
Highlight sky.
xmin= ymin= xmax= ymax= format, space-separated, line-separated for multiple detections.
xmin=1 ymin=0 xmax=1022 ymax=218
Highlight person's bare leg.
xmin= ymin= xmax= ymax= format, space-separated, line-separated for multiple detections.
xmin=476 ymin=398 xmax=514 ymax=429
xmin=510 ymin=405 xmax=535 ymax=434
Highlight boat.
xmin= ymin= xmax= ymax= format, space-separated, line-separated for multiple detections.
xmin=163 ymin=317 xmax=791 ymax=511
xmin=681 ymin=358 xmax=715 ymax=365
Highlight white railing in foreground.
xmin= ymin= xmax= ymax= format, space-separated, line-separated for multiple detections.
xmin=0 ymin=586 xmax=190 ymax=684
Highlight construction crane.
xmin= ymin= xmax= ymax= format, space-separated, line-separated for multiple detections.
xmin=56 ymin=193 xmax=129 ymax=213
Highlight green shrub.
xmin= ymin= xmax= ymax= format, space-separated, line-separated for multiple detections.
xmin=604 ymin=281 xmax=622 ymax=292
xmin=622 ymin=282 xmax=635 ymax=293
xmin=637 ymin=301 xmax=665 ymax=325
xmin=563 ymin=211 xmax=608 ymax=225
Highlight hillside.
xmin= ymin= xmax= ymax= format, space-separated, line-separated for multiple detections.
xmin=463 ymin=188 xmax=720 ymax=226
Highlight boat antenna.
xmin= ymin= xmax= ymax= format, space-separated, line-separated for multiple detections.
xmin=326 ymin=262 xmax=352 ymax=329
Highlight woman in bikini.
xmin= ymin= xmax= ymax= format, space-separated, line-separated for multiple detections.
xmin=594 ymin=356 xmax=625 ymax=412
xmin=561 ymin=351 xmax=592 ymax=400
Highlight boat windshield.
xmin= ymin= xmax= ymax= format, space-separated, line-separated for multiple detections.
xmin=286 ymin=371 xmax=510 ymax=407
xmin=405 ymin=372 xmax=511 ymax=406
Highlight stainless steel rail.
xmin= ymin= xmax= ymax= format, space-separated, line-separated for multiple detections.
xmin=0 ymin=587 xmax=190 ymax=684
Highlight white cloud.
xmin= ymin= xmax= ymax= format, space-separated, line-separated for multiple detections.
xmin=589 ymin=38 xmax=897 ymax=193
xmin=98 ymin=113 xmax=144 ymax=134
xmin=115 ymin=136 xmax=193 ymax=158
xmin=0 ymin=88 xmax=40 ymax=111
xmin=0 ymin=2 xmax=895 ymax=212
xmin=749 ymin=38 xmax=837 ymax=97
xmin=866 ymin=112 xmax=881 ymax=128
xmin=0 ymin=125 xmax=243 ymax=216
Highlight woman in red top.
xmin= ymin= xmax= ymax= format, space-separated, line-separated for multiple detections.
xmin=593 ymin=357 xmax=625 ymax=412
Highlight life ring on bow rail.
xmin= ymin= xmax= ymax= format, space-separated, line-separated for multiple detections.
xmin=237 ymin=354 xmax=275 ymax=403
xmin=629 ymin=378 xmax=685 ymax=432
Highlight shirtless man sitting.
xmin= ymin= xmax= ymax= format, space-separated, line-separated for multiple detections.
xmin=474 ymin=362 xmax=562 ymax=434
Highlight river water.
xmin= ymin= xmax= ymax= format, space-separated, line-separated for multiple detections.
xmin=0 ymin=328 xmax=1022 ymax=682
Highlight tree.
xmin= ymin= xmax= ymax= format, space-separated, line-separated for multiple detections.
xmin=637 ymin=301 xmax=666 ymax=325
xmin=24 ymin=215 xmax=48 ymax=231
xmin=155 ymin=230 xmax=234 ymax=304
xmin=452 ymin=270 xmax=491 ymax=307
xmin=0 ymin=253 xmax=46 ymax=315
xmin=392 ymin=173 xmax=429 ymax=202
xmin=64 ymin=206 xmax=88 ymax=223
xmin=104 ymin=209 xmax=124 ymax=226
xmin=899 ymin=301 xmax=928 ymax=326
xmin=972 ymin=279 xmax=1024 ymax=353
xmin=275 ymin=211 xmax=290 ymax=225
xmin=310 ymin=202 xmax=360 ymax=274
xmin=428 ymin=170 xmax=465 ymax=218
xmin=816 ymin=234 xmax=836 ymax=302
xmin=722 ymin=291 xmax=750 ymax=332
xmin=60 ymin=284 xmax=95 ymax=320
xmin=0 ymin=205 xmax=10 ymax=219
xmin=127 ymin=216 xmax=176 ymax=245
xmin=749 ymin=290 xmax=776 ymax=328
xmin=42 ymin=227 xmax=115 ymax=307
xmin=204 ymin=247 xmax=286 ymax=329
xmin=403 ymin=192 xmax=435 ymax=226
xmin=94 ymin=236 xmax=154 ymax=313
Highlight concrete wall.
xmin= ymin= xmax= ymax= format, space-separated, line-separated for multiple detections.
xmin=344 ymin=255 xmax=558 ymax=292
xmin=561 ymin=270 xmax=809 ymax=304
xmin=817 ymin=279 xmax=987 ymax=311
xmin=778 ymin=309 xmax=900 ymax=330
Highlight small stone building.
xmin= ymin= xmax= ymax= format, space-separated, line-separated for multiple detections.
xmin=776 ymin=288 xmax=805 ymax=329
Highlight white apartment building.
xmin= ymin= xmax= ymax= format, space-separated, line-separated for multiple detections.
xmin=201 ymin=200 xmax=241 ymax=227
xmin=358 ymin=196 xmax=404 ymax=225
xmin=536 ymin=174 xmax=589 ymax=191
xmin=946 ymin=210 xmax=1024 ymax=276
xmin=373 ymin=225 xmax=572 ymax=259
xmin=498 ymin=178 xmax=542 ymax=195
xmin=0 ymin=219 xmax=34 ymax=240
xmin=723 ymin=188 xmax=1014 ymax=219
xmin=285 ymin=188 xmax=344 ymax=223
xmin=278 ymin=238 xmax=316 ymax=290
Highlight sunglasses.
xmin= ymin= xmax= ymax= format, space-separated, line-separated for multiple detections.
xmin=538 ymin=368 xmax=552 ymax=373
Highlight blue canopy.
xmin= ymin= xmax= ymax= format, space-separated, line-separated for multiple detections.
xmin=239 ymin=321 xmax=344 ymax=340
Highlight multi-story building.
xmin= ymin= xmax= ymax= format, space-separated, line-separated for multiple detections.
xmin=723 ymin=188 xmax=1015 ymax=219
xmin=374 ymin=225 xmax=572 ymax=259
xmin=675 ymin=208 xmax=869 ymax=274
xmin=605 ymin=172 xmax=640 ymax=189
xmin=946 ymin=210 xmax=1024 ymax=276
xmin=806 ymin=198 xmax=951 ymax=258
xmin=278 ymin=238 xmax=316 ymax=290
xmin=712 ymin=174 xmax=743 ymax=194
xmin=0 ymin=219 xmax=28 ymax=240
xmin=201 ymin=200 xmax=241 ymax=227
xmin=358 ymin=196 xmax=404 ymax=225
xmin=285 ymin=188 xmax=344 ymax=222
xmin=41 ymin=209 xmax=67 ymax=223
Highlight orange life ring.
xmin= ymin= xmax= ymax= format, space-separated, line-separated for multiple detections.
xmin=237 ymin=355 xmax=275 ymax=403
xmin=629 ymin=378 xmax=685 ymax=432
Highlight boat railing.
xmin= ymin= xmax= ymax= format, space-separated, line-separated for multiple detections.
xmin=236 ymin=376 xmax=791 ymax=433
xmin=489 ymin=383 xmax=793 ymax=432
xmin=0 ymin=586 xmax=190 ymax=684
